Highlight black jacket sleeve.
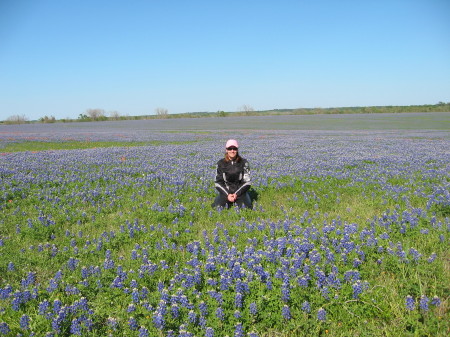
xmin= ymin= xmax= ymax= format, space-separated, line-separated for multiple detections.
xmin=235 ymin=160 xmax=251 ymax=197
xmin=214 ymin=160 xmax=229 ymax=196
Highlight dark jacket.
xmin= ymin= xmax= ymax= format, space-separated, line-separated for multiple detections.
xmin=215 ymin=157 xmax=251 ymax=197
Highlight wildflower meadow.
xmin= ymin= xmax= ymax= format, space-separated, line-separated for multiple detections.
xmin=0 ymin=113 xmax=449 ymax=336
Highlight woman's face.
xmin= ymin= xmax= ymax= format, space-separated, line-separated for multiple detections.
xmin=226 ymin=146 xmax=238 ymax=159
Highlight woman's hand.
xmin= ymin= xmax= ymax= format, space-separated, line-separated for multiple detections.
xmin=227 ymin=193 xmax=237 ymax=202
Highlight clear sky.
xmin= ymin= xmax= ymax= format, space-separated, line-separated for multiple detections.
xmin=1 ymin=0 xmax=449 ymax=121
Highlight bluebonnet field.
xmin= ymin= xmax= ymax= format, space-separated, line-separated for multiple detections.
xmin=0 ymin=115 xmax=449 ymax=336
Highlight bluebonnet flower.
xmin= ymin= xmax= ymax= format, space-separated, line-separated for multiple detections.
xmin=81 ymin=266 xmax=89 ymax=279
xmin=281 ymin=282 xmax=290 ymax=302
xmin=22 ymin=271 xmax=36 ymax=288
xmin=248 ymin=333 xmax=258 ymax=337
xmin=38 ymin=300 xmax=50 ymax=315
xmin=235 ymin=322 xmax=244 ymax=337
xmin=216 ymin=307 xmax=225 ymax=321
xmin=7 ymin=262 xmax=14 ymax=271
xmin=106 ymin=317 xmax=118 ymax=331
xmin=427 ymin=252 xmax=437 ymax=263
xmin=199 ymin=301 xmax=208 ymax=316
xmin=70 ymin=318 xmax=81 ymax=335
xmin=282 ymin=305 xmax=291 ymax=320
xmin=405 ymin=295 xmax=415 ymax=311
xmin=53 ymin=299 xmax=63 ymax=314
xmin=188 ymin=310 xmax=197 ymax=324
xmin=199 ymin=315 xmax=207 ymax=328
xmin=297 ymin=277 xmax=308 ymax=287
xmin=249 ymin=302 xmax=257 ymax=315
xmin=127 ymin=304 xmax=136 ymax=313
xmin=19 ymin=314 xmax=30 ymax=330
xmin=47 ymin=278 xmax=58 ymax=292
xmin=138 ymin=326 xmax=149 ymax=337
xmin=130 ymin=279 xmax=139 ymax=288
xmin=431 ymin=296 xmax=441 ymax=307
xmin=205 ymin=327 xmax=214 ymax=337
xmin=171 ymin=303 xmax=180 ymax=318
xmin=132 ymin=288 xmax=140 ymax=303
xmin=152 ymin=312 xmax=165 ymax=330
xmin=128 ymin=316 xmax=138 ymax=330
xmin=352 ymin=281 xmax=363 ymax=299
xmin=408 ymin=248 xmax=421 ymax=262
xmin=419 ymin=295 xmax=429 ymax=312
xmin=67 ymin=257 xmax=79 ymax=270
xmin=0 ymin=322 xmax=10 ymax=334
xmin=320 ymin=286 xmax=330 ymax=300
xmin=317 ymin=308 xmax=326 ymax=321
xmin=235 ymin=292 xmax=243 ymax=308
xmin=234 ymin=310 xmax=242 ymax=319
xmin=103 ymin=258 xmax=115 ymax=270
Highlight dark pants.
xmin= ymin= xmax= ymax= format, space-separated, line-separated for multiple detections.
xmin=213 ymin=192 xmax=252 ymax=209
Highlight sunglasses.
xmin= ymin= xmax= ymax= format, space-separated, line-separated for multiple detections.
xmin=226 ymin=147 xmax=238 ymax=151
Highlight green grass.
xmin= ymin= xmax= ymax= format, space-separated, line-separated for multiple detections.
xmin=0 ymin=140 xmax=199 ymax=152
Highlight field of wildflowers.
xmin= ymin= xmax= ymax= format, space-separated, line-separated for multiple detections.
xmin=0 ymin=115 xmax=449 ymax=336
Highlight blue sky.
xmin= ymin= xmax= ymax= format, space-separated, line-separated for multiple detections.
xmin=1 ymin=0 xmax=449 ymax=120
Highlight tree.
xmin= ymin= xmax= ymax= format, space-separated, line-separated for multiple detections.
xmin=78 ymin=113 xmax=89 ymax=121
xmin=39 ymin=115 xmax=56 ymax=123
xmin=109 ymin=110 xmax=121 ymax=120
xmin=155 ymin=107 xmax=168 ymax=118
xmin=240 ymin=105 xmax=255 ymax=115
xmin=217 ymin=110 xmax=227 ymax=117
xmin=4 ymin=114 xmax=28 ymax=124
xmin=86 ymin=108 xmax=106 ymax=120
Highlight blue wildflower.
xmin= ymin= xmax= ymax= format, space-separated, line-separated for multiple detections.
xmin=153 ymin=312 xmax=165 ymax=330
xmin=216 ymin=307 xmax=225 ymax=321
xmin=138 ymin=326 xmax=149 ymax=337
xmin=281 ymin=282 xmax=290 ymax=302
xmin=128 ymin=316 xmax=138 ymax=330
xmin=171 ymin=304 xmax=180 ymax=318
xmin=0 ymin=322 xmax=10 ymax=334
xmin=249 ymin=302 xmax=257 ymax=315
xmin=405 ymin=295 xmax=415 ymax=311
xmin=431 ymin=296 xmax=441 ymax=307
xmin=19 ymin=314 xmax=30 ymax=330
xmin=106 ymin=317 xmax=118 ymax=331
xmin=132 ymin=288 xmax=140 ymax=303
xmin=352 ymin=281 xmax=363 ymax=299
xmin=188 ymin=310 xmax=197 ymax=324
xmin=282 ymin=305 xmax=291 ymax=320
xmin=70 ymin=318 xmax=82 ymax=335
xmin=427 ymin=253 xmax=437 ymax=263
xmin=235 ymin=322 xmax=244 ymax=337
xmin=235 ymin=292 xmax=243 ymax=308
xmin=205 ymin=327 xmax=214 ymax=337
xmin=199 ymin=301 xmax=208 ymax=316
xmin=419 ymin=295 xmax=429 ymax=312
xmin=317 ymin=308 xmax=326 ymax=321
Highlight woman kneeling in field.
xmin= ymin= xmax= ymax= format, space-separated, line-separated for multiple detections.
xmin=213 ymin=139 xmax=252 ymax=209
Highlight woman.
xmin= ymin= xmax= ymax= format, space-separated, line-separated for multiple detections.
xmin=213 ymin=139 xmax=252 ymax=208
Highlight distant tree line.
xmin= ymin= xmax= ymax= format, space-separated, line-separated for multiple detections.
xmin=1 ymin=103 xmax=449 ymax=124
xmin=4 ymin=114 xmax=28 ymax=124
